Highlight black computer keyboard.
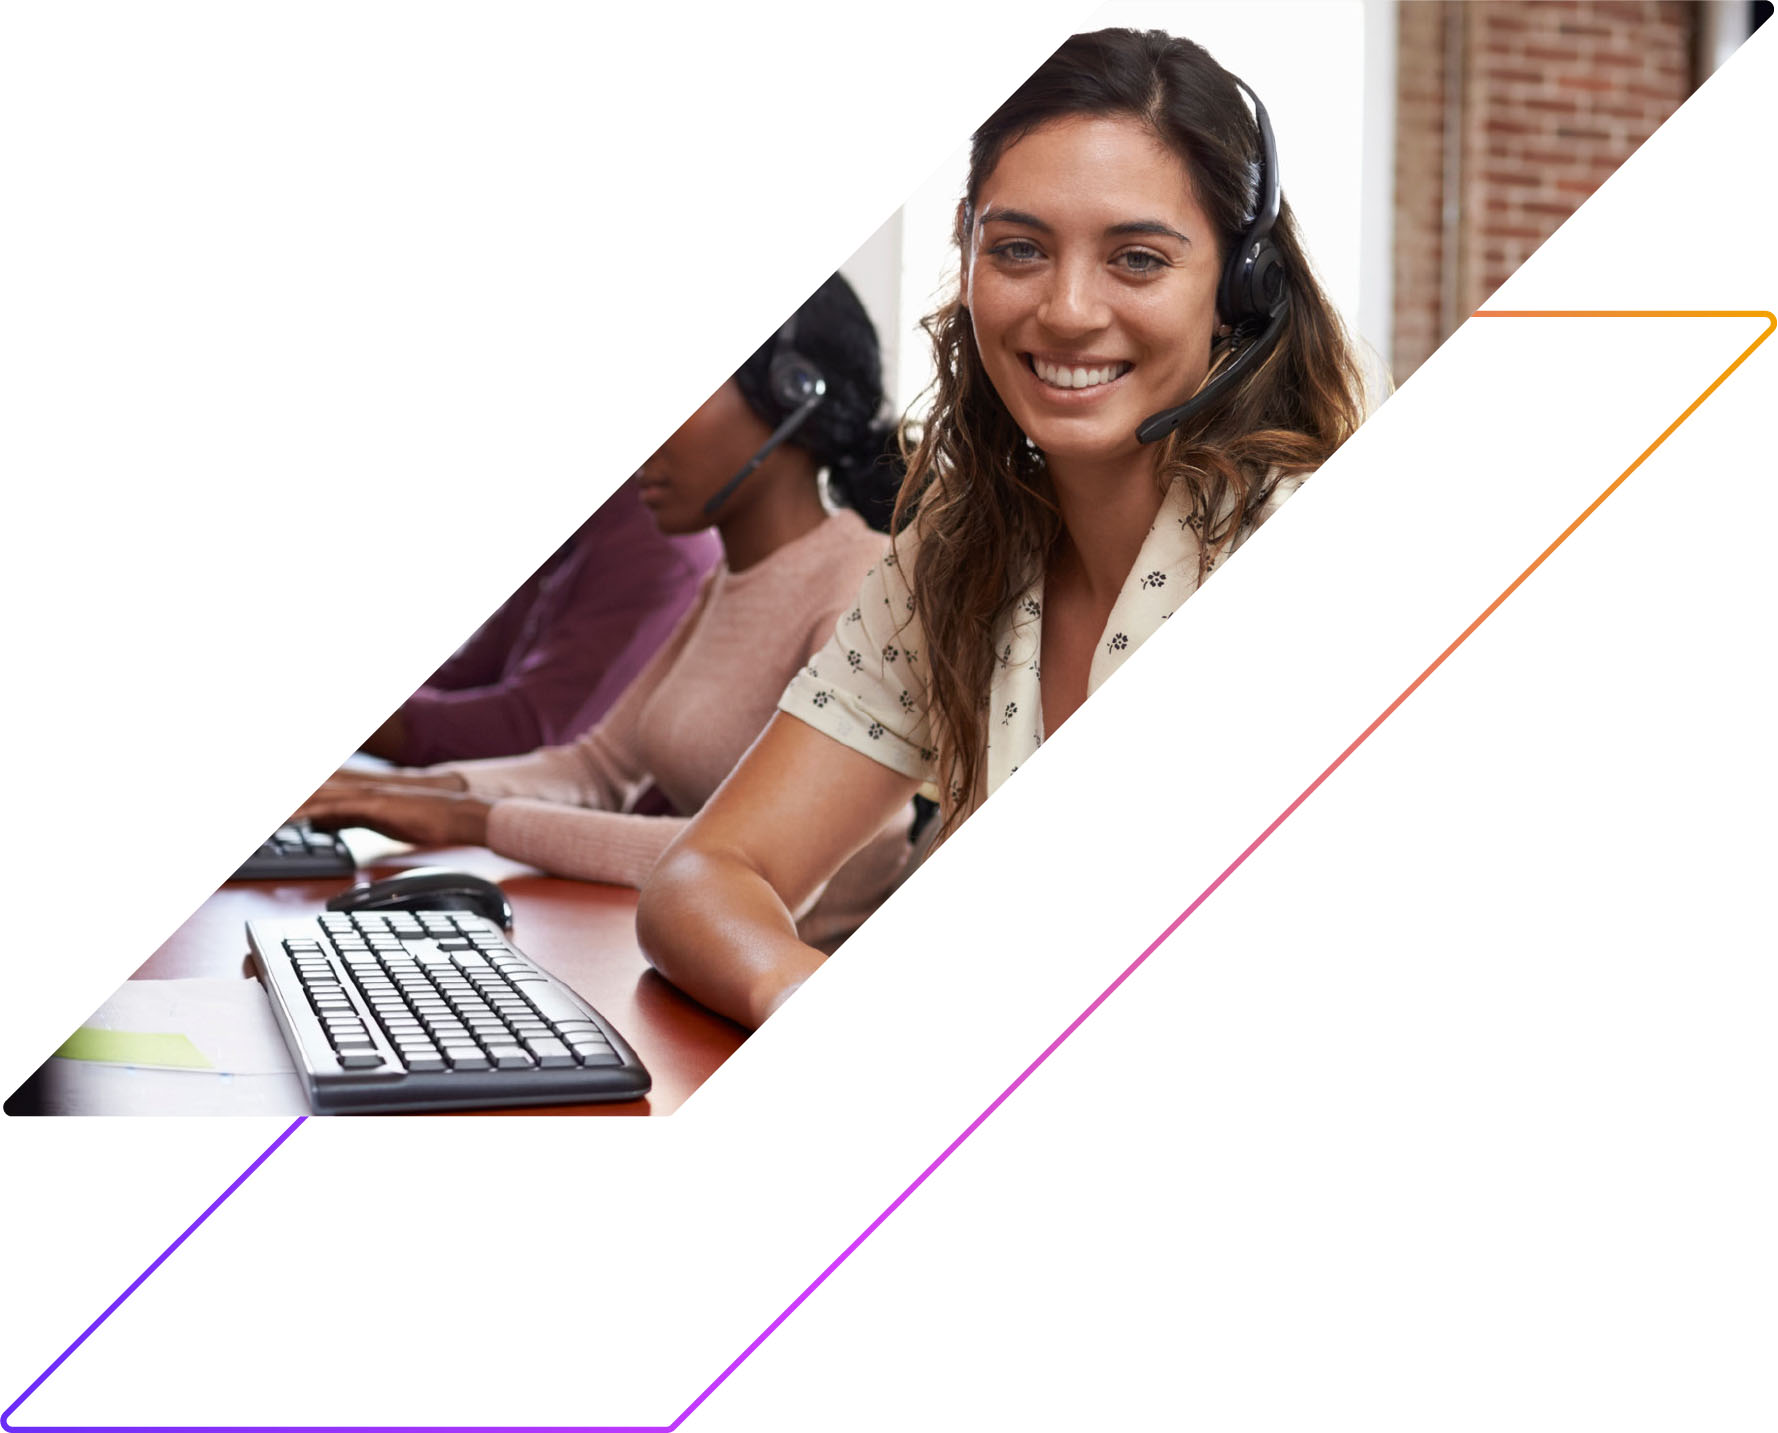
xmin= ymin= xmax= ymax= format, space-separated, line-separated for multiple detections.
xmin=247 ymin=909 xmax=650 ymax=1113
xmin=234 ymin=823 xmax=356 ymax=881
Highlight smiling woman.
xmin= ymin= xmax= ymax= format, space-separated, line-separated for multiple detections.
xmin=636 ymin=28 xmax=1369 ymax=1028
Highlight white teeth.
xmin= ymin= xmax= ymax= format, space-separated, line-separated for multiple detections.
xmin=1033 ymin=359 xmax=1128 ymax=390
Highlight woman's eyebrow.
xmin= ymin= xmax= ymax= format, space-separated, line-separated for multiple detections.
xmin=1106 ymin=219 xmax=1192 ymax=244
xmin=977 ymin=208 xmax=1191 ymax=246
xmin=978 ymin=206 xmax=1051 ymax=232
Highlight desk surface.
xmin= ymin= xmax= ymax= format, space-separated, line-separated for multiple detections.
xmin=134 ymin=846 xmax=745 ymax=1116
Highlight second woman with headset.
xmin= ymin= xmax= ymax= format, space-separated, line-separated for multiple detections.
xmin=301 ymin=273 xmax=919 ymax=953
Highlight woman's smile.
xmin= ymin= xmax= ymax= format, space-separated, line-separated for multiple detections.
xmin=1025 ymin=353 xmax=1135 ymax=391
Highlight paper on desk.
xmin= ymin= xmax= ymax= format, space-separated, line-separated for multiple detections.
xmin=59 ymin=978 xmax=298 ymax=1074
xmin=35 ymin=978 xmax=309 ymax=1116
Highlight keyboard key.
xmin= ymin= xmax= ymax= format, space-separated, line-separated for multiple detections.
xmin=519 ymin=985 xmax=598 ymax=1025
xmin=485 ymin=1046 xmax=532 ymax=1070
xmin=338 ymin=1051 xmax=384 ymax=1068
xmin=523 ymin=1037 xmax=576 ymax=1068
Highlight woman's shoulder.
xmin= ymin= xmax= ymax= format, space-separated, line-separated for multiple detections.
xmin=826 ymin=506 xmax=898 ymax=567
xmin=792 ymin=508 xmax=902 ymax=601
xmin=1217 ymin=465 xmax=1313 ymax=561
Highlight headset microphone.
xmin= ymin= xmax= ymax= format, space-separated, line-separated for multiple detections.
xmin=1135 ymin=76 xmax=1290 ymax=447
xmin=1134 ymin=303 xmax=1287 ymax=445
xmin=703 ymin=316 xmax=829 ymax=518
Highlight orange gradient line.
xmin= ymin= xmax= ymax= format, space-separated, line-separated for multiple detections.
xmin=1396 ymin=309 xmax=1778 ymax=724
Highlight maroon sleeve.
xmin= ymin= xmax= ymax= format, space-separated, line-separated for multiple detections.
xmin=422 ymin=551 xmax=560 ymax=692
xmin=390 ymin=488 xmax=720 ymax=766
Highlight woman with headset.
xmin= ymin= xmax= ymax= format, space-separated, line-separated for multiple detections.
xmin=637 ymin=28 xmax=1369 ymax=1025
xmin=300 ymin=273 xmax=919 ymax=951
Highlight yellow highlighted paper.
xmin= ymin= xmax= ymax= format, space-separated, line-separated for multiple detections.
xmin=54 ymin=1028 xmax=215 ymax=1070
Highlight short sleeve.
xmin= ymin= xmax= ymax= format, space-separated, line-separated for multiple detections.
xmin=778 ymin=541 xmax=937 ymax=785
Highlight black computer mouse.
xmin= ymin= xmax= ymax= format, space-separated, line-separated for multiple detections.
xmin=326 ymin=868 xmax=514 ymax=930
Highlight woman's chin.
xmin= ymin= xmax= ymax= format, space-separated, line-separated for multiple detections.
xmin=640 ymin=493 xmax=702 ymax=536
xmin=1020 ymin=413 xmax=1147 ymax=470
xmin=646 ymin=509 xmax=697 ymax=537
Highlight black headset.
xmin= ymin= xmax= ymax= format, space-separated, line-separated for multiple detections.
xmin=1135 ymin=76 xmax=1291 ymax=446
xmin=701 ymin=315 xmax=829 ymax=517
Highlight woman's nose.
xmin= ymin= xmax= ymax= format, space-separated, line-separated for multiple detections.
xmin=1036 ymin=260 xmax=1111 ymax=337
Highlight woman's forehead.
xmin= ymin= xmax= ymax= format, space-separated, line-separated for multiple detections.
xmin=976 ymin=113 xmax=1206 ymax=232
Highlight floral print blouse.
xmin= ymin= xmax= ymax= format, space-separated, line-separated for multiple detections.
xmin=778 ymin=469 xmax=1304 ymax=813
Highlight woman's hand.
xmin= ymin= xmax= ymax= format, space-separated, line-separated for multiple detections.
xmin=294 ymin=765 xmax=466 ymax=818
xmin=297 ymin=778 xmax=492 ymax=849
xmin=313 ymin=766 xmax=467 ymax=797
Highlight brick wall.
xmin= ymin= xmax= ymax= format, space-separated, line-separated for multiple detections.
xmin=1393 ymin=0 xmax=1697 ymax=380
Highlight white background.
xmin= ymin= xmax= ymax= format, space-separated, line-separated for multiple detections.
xmin=3 ymin=5 xmax=1776 ymax=1431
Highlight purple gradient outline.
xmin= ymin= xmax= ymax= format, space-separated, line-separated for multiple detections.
xmin=7 ymin=311 xmax=1771 ymax=1433
xmin=3 ymin=1117 xmax=308 ymax=1431
xmin=0 ymin=754 xmax=1354 ymax=1433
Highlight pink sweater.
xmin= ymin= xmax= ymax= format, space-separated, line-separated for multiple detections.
xmin=437 ymin=510 xmax=913 ymax=950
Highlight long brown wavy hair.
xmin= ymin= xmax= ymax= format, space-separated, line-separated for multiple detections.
xmin=892 ymin=27 xmax=1367 ymax=838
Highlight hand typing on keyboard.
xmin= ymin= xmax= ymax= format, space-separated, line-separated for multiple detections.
xmin=300 ymin=778 xmax=493 ymax=848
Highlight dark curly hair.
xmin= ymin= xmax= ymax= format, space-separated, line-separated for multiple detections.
xmin=732 ymin=272 xmax=903 ymax=533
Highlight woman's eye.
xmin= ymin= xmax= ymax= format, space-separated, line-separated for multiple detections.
xmin=989 ymin=239 xmax=1043 ymax=263
xmin=1116 ymin=249 xmax=1169 ymax=275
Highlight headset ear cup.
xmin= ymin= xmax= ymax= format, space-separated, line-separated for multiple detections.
xmin=1249 ymin=240 xmax=1287 ymax=317
xmin=1220 ymin=236 xmax=1286 ymax=329
xmin=770 ymin=351 xmax=827 ymax=410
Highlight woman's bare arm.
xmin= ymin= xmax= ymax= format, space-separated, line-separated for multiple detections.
xmin=636 ymin=713 xmax=921 ymax=1029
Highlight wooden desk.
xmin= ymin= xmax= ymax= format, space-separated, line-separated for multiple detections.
xmin=133 ymin=846 xmax=746 ymax=1115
